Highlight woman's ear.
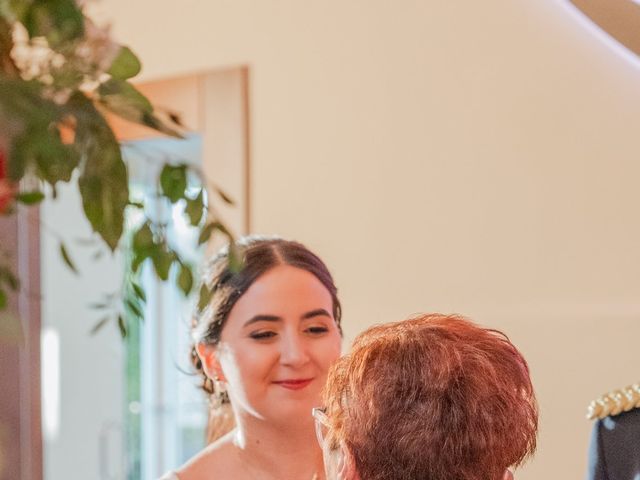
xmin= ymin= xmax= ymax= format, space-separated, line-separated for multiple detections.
xmin=195 ymin=343 xmax=226 ymax=382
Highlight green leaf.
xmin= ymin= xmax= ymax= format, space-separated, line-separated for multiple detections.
xmin=0 ymin=288 xmax=6 ymax=309
xmin=177 ymin=263 xmax=194 ymax=296
xmin=131 ymin=223 xmax=154 ymax=272
xmin=89 ymin=316 xmax=110 ymax=335
xmin=125 ymin=298 xmax=143 ymax=319
xmin=132 ymin=222 xmax=153 ymax=251
xmin=213 ymin=185 xmax=235 ymax=206
xmin=197 ymin=283 xmax=214 ymax=313
xmin=94 ymin=78 xmax=182 ymax=137
xmin=34 ymin=128 xmax=79 ymax=185
xmin=10 ymin=125 xmax=79 ymax=185
xmin=7 ymin=135 xmax=29 ymax=180
xmin=88 ymin=302 xmax=109 ymax=310
xmin=107 ymin=46 xmax=141 ymax=80
xmin=131 ymin=253 xmax=147 ymax=273
xmin=151 ymin=248 xmax=174 ymax=281
xmin=0 ymin=80 xmax=60 ymax=157
xmin=184 ymin=189 xmax=204 ymax=226
xmin=16 ymin=191 xmax=44 ymax=205
xmin=131 ymin=282 xmax=146 ymax=303
xmin=168 ymin=111 xmax=184 ymax=127
xmin=117 ymin=314 xmax=127 ymax=338
xmin=22 ymin=0 xmax=84 ymax=46
xmin=198 ymin=222 xmax=215 ymax=246
xmin=140 ymin=111 xmax=183 ymax=138
xmin=59 ymin=242 xmax=78 ymax=274
xmin=98 ymin=79 xmax=153 ymax=122
xmin=70 ymin=92 xmax=128 ymax=251
xmin=198 ymin=221 xmax=233 ymax=246
xmin=50 ymin=67 xmax=84 ymax=90
xmin=160 ymin=164 xmax=188 ymax=203
xmin=228 ymin=241 xmax=243 ymax=273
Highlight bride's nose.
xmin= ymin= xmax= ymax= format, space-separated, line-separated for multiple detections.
xmin=279 ymin=331 xmax=311 ymax=368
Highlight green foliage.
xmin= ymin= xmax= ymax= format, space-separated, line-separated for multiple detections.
xmin=12 ymin=124 xmax=79 ymax=185
xmin=89 ymin=316 xmax=110 ymax=335
xmin=151 ymin=247 xmax=174 ymax=281
xmin=197 ymin=283 xmax=214 ymax=313
xmin=131 ymin=281 xmax=146 ymax=303
xmin=58 ymin=91 xmax=130 ymax=251
xmin=178 ymin=263 xmax=194 ymax=296
xmin=59 ymin=241 xmax=78 ymax=274
xmin=198 ymin=222 xmax=216 ymax=245
xmin=98 ymin=79 xmax=153 ymax=124
xmin=160 ymin=164 xmax=188 ymax=203
xmin=16 ymin=190 xmax=44 ymax=204
xmin=21 ymin=0 xmax=84 ymax=47
xmin=185 ymin=189 xmax=204 ymax=226
xmin=108 ymin=46 xmax=141 ymax=80
xmin=212 ymin=185 xmax=235 ymax=206
xmin=0 ymin=263 xmax=19 ymax=312
xmin=117 ymin=314 xmax=127 ymax=338
xmin=0 ymin=0 xmax=238 ymax=339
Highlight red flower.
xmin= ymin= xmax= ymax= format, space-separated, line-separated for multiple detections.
xmin=0 ymin=149 xmax=17 ymax=214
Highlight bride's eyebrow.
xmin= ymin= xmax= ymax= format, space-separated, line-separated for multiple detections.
xmin=243 ymin=314 xmax=281 ymax=327
xmin=301 ymin=308 xmax=332 ymax=320
xmin=243 ymin=309 xmax=331 ymax=327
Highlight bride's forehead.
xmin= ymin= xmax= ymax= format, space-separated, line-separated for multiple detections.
xmin=228 ymin=267 xmax=332 ymax=313
xmin=245 ymin=265 xmax=329 ymax=295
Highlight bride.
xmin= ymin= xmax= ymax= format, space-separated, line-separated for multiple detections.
xmin=161 ymin=236 xmax=343 ymax=480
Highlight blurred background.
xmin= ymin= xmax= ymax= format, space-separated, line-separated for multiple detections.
xmin=3 ymin=0 xmax=640 ymax=479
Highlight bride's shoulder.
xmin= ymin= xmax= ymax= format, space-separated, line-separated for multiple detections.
xmin=171 ymin=431 xmax=237 ymax=480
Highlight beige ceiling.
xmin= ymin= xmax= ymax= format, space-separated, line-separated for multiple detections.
xmin=570 ymin=0 xmax=640 ymax=56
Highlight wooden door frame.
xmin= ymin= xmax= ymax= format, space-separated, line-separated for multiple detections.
xmin=0 ymin=206 xmax=42 ymax=480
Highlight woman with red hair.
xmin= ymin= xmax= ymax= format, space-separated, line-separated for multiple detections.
xmin=315 ymin=313 xmax=538 ymax=480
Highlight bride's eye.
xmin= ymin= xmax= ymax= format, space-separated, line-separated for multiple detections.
xmin=249 ymin=330 xmax=277 ymax=340
xmin=305 ymin=326 xmax=329 ymax=335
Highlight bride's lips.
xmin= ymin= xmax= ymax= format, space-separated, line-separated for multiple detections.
xmin=272 ymin=378 xmax=314 ymax=390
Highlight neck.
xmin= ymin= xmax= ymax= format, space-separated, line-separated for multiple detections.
xmin=232 ymin=411 xmax=325 ymax=480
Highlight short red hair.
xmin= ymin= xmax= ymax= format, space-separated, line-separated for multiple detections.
xmin=323 ymin=314 xmax=538 ymax=480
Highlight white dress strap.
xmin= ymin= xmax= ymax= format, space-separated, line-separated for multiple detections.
xmin=158 ymin=472 xmax=180 ymax=480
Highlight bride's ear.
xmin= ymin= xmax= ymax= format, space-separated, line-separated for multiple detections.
xmin=501 ymin=469 xmax=514 ymax=480
xmin=195 ymin=343 xmax=227 ymax=382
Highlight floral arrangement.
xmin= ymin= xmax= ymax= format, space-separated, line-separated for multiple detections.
xmin=0 ymin=0 xmax=232 ymax=336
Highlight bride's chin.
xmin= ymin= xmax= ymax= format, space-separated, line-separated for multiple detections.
xmin=265 ymin=405 xmax=317 ymax=426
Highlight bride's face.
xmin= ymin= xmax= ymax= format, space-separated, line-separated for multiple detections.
xmin=213 ymin=264 xmax=342 ymax=423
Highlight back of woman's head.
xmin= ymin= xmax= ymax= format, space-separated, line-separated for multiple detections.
xmin=191 ymin=235 xmax=342 ymax=441
xmin=323 ymin=313 xmax=538 ymax=480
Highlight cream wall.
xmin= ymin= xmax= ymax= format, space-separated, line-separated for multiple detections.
xmin=93 ymin=1 xmax=640 ymax=478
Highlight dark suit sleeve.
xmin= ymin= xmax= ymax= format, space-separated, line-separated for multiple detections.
xmin=586 ymin=420 xmax=608 ymax=480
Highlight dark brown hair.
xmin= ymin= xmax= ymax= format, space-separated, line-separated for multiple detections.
xmin=323 ymin=313 xmax=538 ymax=480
